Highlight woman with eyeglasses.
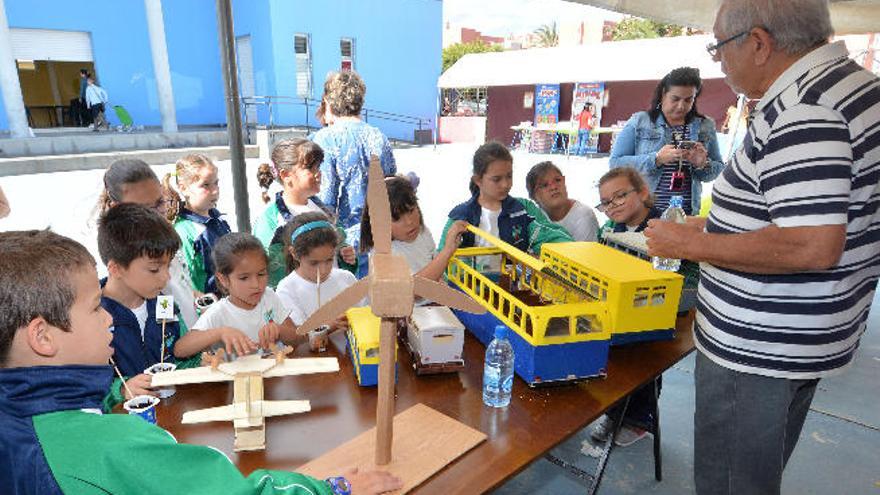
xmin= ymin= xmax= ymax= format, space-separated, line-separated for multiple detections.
xmin=609 ymin=67 xmax=724 ymax=216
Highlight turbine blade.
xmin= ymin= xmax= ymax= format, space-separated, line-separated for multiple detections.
xmin=367 ymin=155 xmax=392 ymax=254
xmin=296 ymin=277 xmax=371 ymax=335
xmin=412 ymin=276 xmax=486 ymax=314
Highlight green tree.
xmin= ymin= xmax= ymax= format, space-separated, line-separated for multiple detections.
xmin=442 ymin=41 xmax=504 ymax=73
xmin=610 ymin=17 xmax=687 ymax=41
xmin=533 ymin=22 xmax=559 ymax=48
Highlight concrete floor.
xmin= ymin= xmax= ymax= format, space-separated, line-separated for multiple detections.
xmin=493 ymin=312 xmax=880 ymax=495
xmin=0 ymin=143 xmax=877 ymax=494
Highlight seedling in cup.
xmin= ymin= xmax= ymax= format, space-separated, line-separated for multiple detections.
xmin=145 ymin=362 xmax=177 ymax=398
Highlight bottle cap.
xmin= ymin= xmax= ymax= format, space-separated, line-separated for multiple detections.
xmin=669 ymin=195 xmax=684 ymax=207
xmin=494 ymin=325 xmax=507 ymax=339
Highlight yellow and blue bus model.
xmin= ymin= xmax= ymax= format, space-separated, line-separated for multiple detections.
xmin=344 ymin=306 xmax=398 ymax=387
xmin=540 ymin=241 xmax=683 ymax=345
xmin=446 ymin=226 xmax=613 ymax=386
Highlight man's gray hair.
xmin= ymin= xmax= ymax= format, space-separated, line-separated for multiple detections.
xmin=719 ymin=0 xmax=834 ymax=55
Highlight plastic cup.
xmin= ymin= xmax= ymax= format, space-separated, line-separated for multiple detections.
xmin=144 ymin=362 xmax=177 ymax=398
xmin=123 ymin=395 xmax=160 ymax=424
xmin=308 ymin=326 xmax=330 ymax=353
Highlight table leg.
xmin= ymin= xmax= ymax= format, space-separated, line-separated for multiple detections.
xmin=652 ymin=377 xmax=662 ymax=481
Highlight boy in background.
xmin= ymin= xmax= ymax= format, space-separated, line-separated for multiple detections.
xmin=0 ymin=229 xmax=401 ymax=494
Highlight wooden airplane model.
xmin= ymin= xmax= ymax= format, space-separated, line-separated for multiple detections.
xmin=296 ymin=156 xmax=486 ymax=465
xmin=149 ymin=344 xmax=340 ymax=451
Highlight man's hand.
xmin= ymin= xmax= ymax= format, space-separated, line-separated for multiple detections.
xmin=644 ymin=217 xmax=705 ymax=259
xmin=343 ymin=467 xmax=403 ymax=495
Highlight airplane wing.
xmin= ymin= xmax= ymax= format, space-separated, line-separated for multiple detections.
xmin=263 ymin=357 xmax=340 ymax=378
xmin=149 ymin=365 xmax=234 ymax=387
xmin=182 ymin=400 xmax=311 ymax=425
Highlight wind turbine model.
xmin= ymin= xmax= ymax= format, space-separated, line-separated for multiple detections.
xmin=149 ymin=345 xmax=339 ymax=451
xmin=296 ymin=156 xmax=486 ymax=465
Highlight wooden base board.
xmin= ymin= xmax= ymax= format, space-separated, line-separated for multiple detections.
xmin=297 ymin=403 xmax=486 ymax=493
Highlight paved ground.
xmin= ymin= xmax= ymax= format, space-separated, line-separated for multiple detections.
xmin=0 ymin=143 xmax=877 ymax=494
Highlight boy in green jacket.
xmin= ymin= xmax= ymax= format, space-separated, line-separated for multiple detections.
xmin=0 ymin=229 xmax=401 ymax=495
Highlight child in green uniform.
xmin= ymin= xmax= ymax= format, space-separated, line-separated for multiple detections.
xmin=0 ymin=230 xmax=401 ymax=495
xmin=439 ymin=141 xmax=573 ymax=271
xmin=253 ymin=139 xmax=356 ymax=287
xmin=163 ymin=154 xmax=232 ymax=295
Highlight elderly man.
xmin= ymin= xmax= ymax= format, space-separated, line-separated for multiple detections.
xmin=645 ymin=0 xmax=880 ymax=493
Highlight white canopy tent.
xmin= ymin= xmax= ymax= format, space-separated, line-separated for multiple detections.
xmin=566 ymin=0 xmax=880 ymax=36
xmin=438 ymin=34 xmax=723 ymax=89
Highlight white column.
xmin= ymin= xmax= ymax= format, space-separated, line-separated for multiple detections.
xmin=144 ymin=0 xmax=177 ymax=133
xmin=0 ymin=0 xmax=29 ymax=138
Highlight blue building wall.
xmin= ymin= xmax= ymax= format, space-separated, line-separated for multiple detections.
xmin=262 ymin=0 xmax=442 ymax=141
xmin=0 ymin=0 xmax=441 ymax=141
xmin=0 ymin=0 xmax=226 ymax=130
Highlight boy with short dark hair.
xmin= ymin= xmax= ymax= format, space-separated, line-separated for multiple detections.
xmin=98 ymin=203 xmax=185 ymax=399
xmin=0 ymin=229 xmax=401 ymax=494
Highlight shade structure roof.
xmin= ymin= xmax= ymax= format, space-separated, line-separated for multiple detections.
xmin=568 ymin=0 xmax=880 ymax=36
xmin=439 ymin=34 xmax=724 ymax=88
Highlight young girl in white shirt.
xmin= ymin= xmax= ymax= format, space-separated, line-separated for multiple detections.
xmin=173 ymin=233 xmax=298 ymax=359
xmin=360 ymin=175 xmax=468 ymax=281
xmin=276 ymin=212 xmax=358 ymax=330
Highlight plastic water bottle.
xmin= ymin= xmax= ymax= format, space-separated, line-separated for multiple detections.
xmin=483 ymin=325 xmax=514 ymax=408
xmin=652 ymin=195 xmax=686 ymax=272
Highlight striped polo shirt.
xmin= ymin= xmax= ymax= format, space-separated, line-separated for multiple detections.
xmin=696 ymin=41 xmax=880 ymax=379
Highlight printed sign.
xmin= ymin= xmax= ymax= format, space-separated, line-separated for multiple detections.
xmin=571 ymin=82 xmax=605 ymax=154
xmin=156 ymin=295 xmax=175 ymax=321
xmin=534 ymin=84 xmax=560 ymax=125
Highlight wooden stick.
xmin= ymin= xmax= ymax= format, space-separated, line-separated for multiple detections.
xmin=316 ymin=268 xmax=322 ymax=310
xmin=375 ymin=318 xmax=397 ymax=465
xmin=110 ymin=357 xmax=136 ymax=399
xmin=160 ymin=319 xmax=166 ymax=363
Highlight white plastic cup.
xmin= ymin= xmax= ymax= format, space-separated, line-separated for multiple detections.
xmin=123 ymin=395 xmax=160 ymax=424
xmin=144 ymin=362 xmax=177 ymax=398
xmin=308 ymin=326 xmax=330 ymax=353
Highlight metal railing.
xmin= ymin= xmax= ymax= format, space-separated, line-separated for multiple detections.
xmin=240 ymin=95 xmax=433 ymax=143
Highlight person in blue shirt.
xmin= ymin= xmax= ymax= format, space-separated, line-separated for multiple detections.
xmin=609 ymin=67 xmax=724 ymax=216
xmin=98 ymin=203 xmax=187 ymax=396
xmin=311 ymin=70 xmax=396 ymax=262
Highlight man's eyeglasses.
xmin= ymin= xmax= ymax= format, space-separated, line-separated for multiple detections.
xmin=706 ymin=31 xmax=747 ymax=57
xmin=596 ymin=189 xmax=635 ymax=212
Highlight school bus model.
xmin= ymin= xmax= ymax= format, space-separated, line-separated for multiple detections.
xmin=446 ymin=226 xmax=613 ymax=386
xmin=539 ymin=240 xmax=683 ymax=345
xmin=345 ymin=306 xmax=398 ymax=387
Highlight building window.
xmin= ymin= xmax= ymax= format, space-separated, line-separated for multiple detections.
xmin=340 ymin=37 xmax=355 ymax=71
xmin=294 ymin=33 xmax=312 ymax=98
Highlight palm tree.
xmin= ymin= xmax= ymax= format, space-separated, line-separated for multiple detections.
xmin=533 ymin=22 xmax=559 ymax=48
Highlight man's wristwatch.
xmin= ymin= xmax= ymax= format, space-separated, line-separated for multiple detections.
xmin=325 ymin=476 xmax=352 ymax=495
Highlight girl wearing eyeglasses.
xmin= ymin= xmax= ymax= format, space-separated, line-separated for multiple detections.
xmin=608 ymin=66 xmax=724 ymax=216
xmin=597 ymin=167 xmax=662 ymax=239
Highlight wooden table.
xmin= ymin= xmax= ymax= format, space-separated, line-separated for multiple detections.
xmin=158 ymin=313 xmax=695 ymax=494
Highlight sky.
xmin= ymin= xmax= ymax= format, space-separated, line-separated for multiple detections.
xmin=443 ymin=0 xmax=626 ymax=37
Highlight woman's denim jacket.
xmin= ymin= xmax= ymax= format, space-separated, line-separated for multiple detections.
xmin=609 ymin=111 xmax=724 ymax=213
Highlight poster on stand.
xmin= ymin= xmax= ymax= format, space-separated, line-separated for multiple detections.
xmin=534 ymin=84 xmax=560 ymax=125
xmin=571 ymin=82 xmax=605 ymax=155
